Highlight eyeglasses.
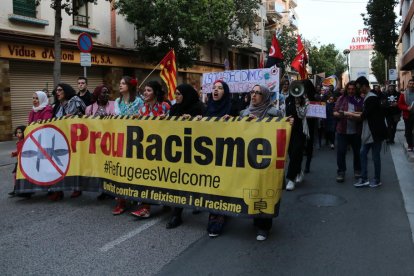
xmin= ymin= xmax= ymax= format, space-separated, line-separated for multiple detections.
xmin=56 ymin=88 xmax=63 ymax=92
xmin=78 ymin=82 xmax=86 ymax=85
xmin=250 ymin=90 xmax=263 ymax=96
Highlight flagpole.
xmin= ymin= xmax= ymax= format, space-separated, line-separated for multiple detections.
xmin=138 ymin=50 xmax=173 ymax=88
xmin=138 ymin=62 xmax=162 ymax=88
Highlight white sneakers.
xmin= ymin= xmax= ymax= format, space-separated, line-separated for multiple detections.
xmin=286 ymin=180 xmax=296 ymax=191
xmin=295 ymin=170 xmax=304 ymax=183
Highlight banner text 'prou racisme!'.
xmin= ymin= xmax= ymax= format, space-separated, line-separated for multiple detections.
xmin=16 ymin=116 xmax=291 ymax=218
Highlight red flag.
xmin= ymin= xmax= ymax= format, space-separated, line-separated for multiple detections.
xmin=259 ymin=52 xmax=264 ymax=68
xmin=159 ymin=49 xmax=177 ymax=101
xmin=265 ymin=34 xmax=284 ymax=67
xmin=291 ymin=35 xmax=308 ymax=79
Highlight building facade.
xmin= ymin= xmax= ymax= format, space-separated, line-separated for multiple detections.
xmin=0 ymin=0 xmax=267 ymax=141
xmin=399 ymin=0 xmax=414 ymax=89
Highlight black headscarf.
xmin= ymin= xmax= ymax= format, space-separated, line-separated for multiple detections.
xmin=205 ymin=80 xmax=232 ymax=117
xmin=169 ymin=84 xmax=205 ymax=116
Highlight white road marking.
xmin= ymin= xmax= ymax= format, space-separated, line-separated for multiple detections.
xmin=99 ymin=216 xmax=164 ymax=252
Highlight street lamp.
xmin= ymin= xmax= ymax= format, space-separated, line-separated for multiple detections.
xmin=343 ymin=49 xmax=350 ymax=81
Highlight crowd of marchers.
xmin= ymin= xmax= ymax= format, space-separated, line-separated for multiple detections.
xmin=7 ymin=74 xmax=414 ymax=242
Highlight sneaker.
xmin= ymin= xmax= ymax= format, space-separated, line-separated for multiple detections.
xmin=336 ymin=174 xmax=345 ymax=183
xmin=354 ymin=171 xmax=362 ymax=179
xmin=112 ymin=204 xmax=126 ymax=215
xmin=286 ymin=180 xmax=296 ymax=191
xmin=70 ymin=190 xmax=82 ymax=198
xmin=408 ymin=147 xmax=413 ymax=152
xmin=131 ymin=207 xmax=150 ymax=218
xmin=166 ymin=215 xmax=183 ymax=229
xmin=353 ymin=178 xmax=370 ymax=188
xmin=330 ymin=144 xmax=335 ymax=149
xmin=295 ymin=170 xmax=304 ymax=183
xmin=256 ymin=230 xmax=269 ymax=241
xmin=369 ymin=179 xmax=382 ymax=188
xmin=207 ymin=214 xmax=225 ymax=237
xmin=8 ymin=191 xmax=16 ymax=197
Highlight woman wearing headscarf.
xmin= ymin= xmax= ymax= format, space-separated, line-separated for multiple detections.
xmin=203 ymin=80 xmax=232 ymax=238
xmin=28 ymin=91 xmax=53 ymax=124
xmin=240 ymin=84 xmax=285 ymax=241
xmin=284 ymin=80 xmax=311 ymax=191
xmin=165 ymin=83 xmax=206 ymax=229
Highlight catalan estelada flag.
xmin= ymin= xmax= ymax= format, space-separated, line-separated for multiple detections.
xmin=159 ymin=49 xmax=177 ymax=101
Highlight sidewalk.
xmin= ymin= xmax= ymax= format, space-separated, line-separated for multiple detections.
xmin=393 ymin=120 xmax=414 ymax=242
xmin=0 ymin=140 xmax=16 ymax=166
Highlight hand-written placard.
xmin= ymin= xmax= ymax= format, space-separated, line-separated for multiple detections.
xmin=307 ymin=101 xmax=326 ymax=119
xmin=202 ymin=67 xmax=280 ymax=93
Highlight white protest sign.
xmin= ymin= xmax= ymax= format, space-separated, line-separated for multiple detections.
xmin=202 ymin=67 xmax=280 ymax=94
xmin=307 ymin=102 xmax=326 ymax=119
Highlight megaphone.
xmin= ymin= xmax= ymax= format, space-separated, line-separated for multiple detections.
xmin=289 ymin=80 xmax=305 ymax=97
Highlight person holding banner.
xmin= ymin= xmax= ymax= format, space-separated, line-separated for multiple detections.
xmin=28 ymin=91 xmax=53 ymax=124
xmin=85 ymin=85 xmax=116 ymax=117
xmin=333 ymin=81 xmax=363 ymax=183
xmin=85 ymin=84 xmax=117 ymax=201
xmin=203 ymin=80 xmax=232 ymax=237
xmin=240 ymin=84 xmax=285 ymax=241
xmin=114 ymin=76 xmax=143 ymax=116
xmin=112 ymin=76 xmax=144 ymax=215
xmin=130 ymin=80 xmax=170 ymax=218
xmin=166 ymin=83 xmax=206 ymax=229
xmin=49 ymin=83 xmax=86 ymax=201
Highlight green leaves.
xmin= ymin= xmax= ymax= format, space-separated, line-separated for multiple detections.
xmin=362 ymin=0 xmax=398 ymax=60
xmin=309 ymin=44 xmax=346 ymax=77
xmin=115 ymin=0 xmax=260 ymax=67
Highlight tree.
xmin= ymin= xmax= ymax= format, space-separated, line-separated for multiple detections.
xmin=371 ymin=51 xmax=386 ymax=85
xmin=47 ymin=0 xmax=100 ymax=86
xmin=362 ymin=0 xmax=399 ymax=68
xmin=308 ymin=44 xmax=346 ymax=77
xmin=114 ymin=0 xmax=260 ymax=68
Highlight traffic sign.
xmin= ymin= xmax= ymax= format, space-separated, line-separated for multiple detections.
xmin=80 ymin=52 xmax=91 ymax=67
xmin=77 ymin=32 xmax=93 ymax=53
xmin=389 ymin=69 xmax=397 ymax=81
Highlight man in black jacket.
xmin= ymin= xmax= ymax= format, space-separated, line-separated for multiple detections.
xmin=352 ymin=76 xmax=388 ymax=188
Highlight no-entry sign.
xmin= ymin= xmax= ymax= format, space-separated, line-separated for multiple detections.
xmin=77 ymin=32 xmax=93 ymax=53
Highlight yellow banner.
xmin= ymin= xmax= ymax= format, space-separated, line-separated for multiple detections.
xmin=16 ymin=116 xmax=291 ymax=217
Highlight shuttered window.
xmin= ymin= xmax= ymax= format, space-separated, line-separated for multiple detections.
xmin=13 ymin=0 xmax=37 ymax=18
xmin=10 ymin=61 xmax=104 ymax=130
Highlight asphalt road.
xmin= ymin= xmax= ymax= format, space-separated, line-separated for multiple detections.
xmin=1 ymin=138 xmax=414 ymax=275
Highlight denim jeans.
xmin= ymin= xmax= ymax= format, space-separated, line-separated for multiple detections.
xmin=360 ymin=141 xmax=382 ymax=181
xmin=336 ymin=133 xmax=361 ymax=174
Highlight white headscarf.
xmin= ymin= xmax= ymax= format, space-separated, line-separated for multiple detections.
xmin=33 ymin=91 xmax=49 ymax=112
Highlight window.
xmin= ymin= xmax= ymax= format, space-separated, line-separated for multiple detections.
xmin=73 ymin=0 xmax=89 ymax=28
xmin=13 ymin=0 xmax=36 ymax=18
